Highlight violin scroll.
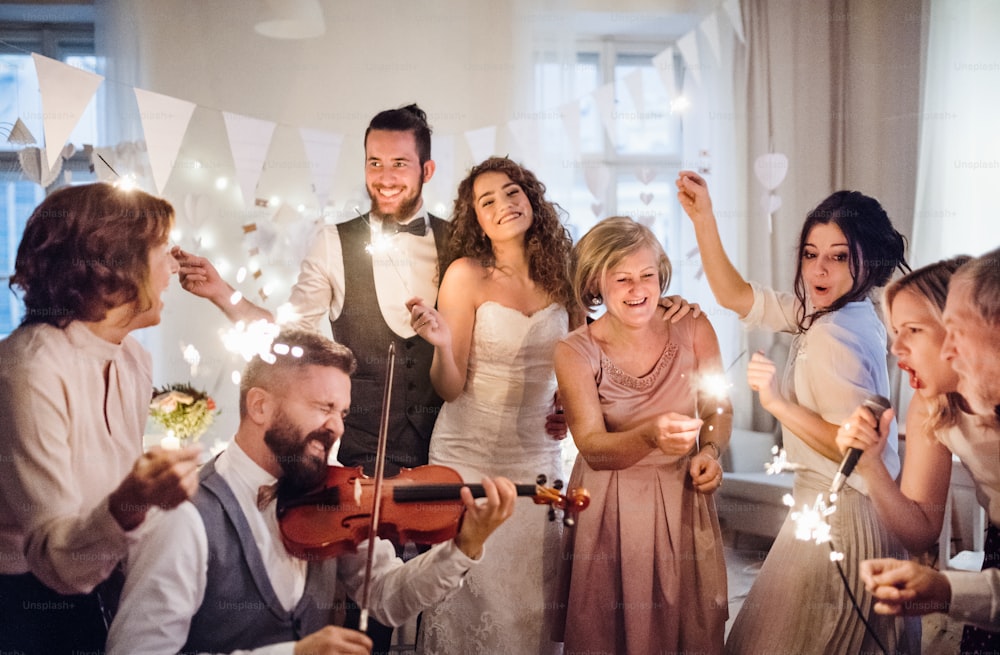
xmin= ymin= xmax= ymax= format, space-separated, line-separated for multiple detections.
xmin=531 ymin=479 xmax=590 ymax=527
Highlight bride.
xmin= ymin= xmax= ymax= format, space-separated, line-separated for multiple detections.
xmin=406 ymin=156 xmax=578 ymax=655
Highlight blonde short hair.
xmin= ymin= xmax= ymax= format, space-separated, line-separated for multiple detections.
xmin=571 ymin=216 xmax=671 ymax=312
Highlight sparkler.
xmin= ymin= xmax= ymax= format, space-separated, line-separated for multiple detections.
xmin=687 ymin=371 xmax=731 ymax=435
xmin=765 ymin=445 xmax=801 ymax=474
xmin=221 ymin=319 xmax=281 ymax=364
xmin=358 ymin=208 xmax=413 ymax=297
xmin=769 ymin=447 xmax=842 ymax=557
xmin=182 ymin=343 xmax=201 ymax=377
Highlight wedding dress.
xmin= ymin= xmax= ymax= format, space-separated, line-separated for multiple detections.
xmin=417 ymin=301 xmax=567 ymax=655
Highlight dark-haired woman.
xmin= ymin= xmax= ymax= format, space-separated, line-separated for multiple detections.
xmin=0 ymin=183 xmax=201 ymax=654
xmin=677 ymin=171 xmax=915 ymax=654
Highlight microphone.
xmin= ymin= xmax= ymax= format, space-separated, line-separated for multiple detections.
xmin=829 ymin=394 xmax=892 ymax=496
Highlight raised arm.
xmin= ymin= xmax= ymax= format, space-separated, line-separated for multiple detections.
xmin=836 ymin=393 xmax=952 ymax=553
xmin=676 ymin=171 xmax=754 ymax=317
xmin=174 ymin=247 xmax=274 ymax=324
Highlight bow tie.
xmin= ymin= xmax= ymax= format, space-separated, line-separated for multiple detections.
xmin=256 ymin=482 xmax=279 ymax=511
xmin=390 ymin=220 xmax=426 ymax=237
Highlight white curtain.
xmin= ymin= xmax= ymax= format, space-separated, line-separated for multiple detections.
xmin=912 ymin=0 xmax=1000 ymax=265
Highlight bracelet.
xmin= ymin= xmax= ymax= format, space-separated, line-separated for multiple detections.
xmin=700 ymin=442 xmax=721 ymax=460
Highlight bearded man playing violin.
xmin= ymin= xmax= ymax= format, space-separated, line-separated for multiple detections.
xmin=107 ymin=329 xmax=517 ymax=655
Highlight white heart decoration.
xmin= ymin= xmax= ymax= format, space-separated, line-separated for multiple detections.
xmin=640 ymin=192 xmax=654 ymax=205
xmin=753 ymin=153 xmax=789 ymax=191
xmin=635 ymin=167 xmax=656 ymax=185
xmin=760 ymin=193 xmax=782 ymax=215
xmin=590 ymin=202 xmax=604 ymax=218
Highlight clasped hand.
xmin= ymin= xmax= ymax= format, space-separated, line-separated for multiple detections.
xmin=746 ymin=351 xmax=780 ymax=410
xmin=108 ymin=444 xmax=202 ymax=531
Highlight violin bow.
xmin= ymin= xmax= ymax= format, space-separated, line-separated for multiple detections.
xmin=358 ymin=341 xmax=395 ymax=632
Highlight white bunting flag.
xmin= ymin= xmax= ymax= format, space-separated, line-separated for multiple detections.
xmin=134 ymin=88 xmax=197 ymax=194
xmin=222 ymin=111 xmax=277 ymax=206
xmin=591 ymin=82 xmax=617 ymax=146
xmin=298 ymin=127 xmax=343 ymax=207
xmin=31 ymin=53 xmax=104 ymax=170
xmin=723 ymin=0 xmax=746 ymax=44
xmin=699 ymin=11 xmax=723 ymax=66
xmin=623 ymin=68 xmax=646 ymax=120
xmin=507 ymin=117 xmax=542 ymax=172
xmin=676 ymin=31 xmax=702 ymax=89
xmin=559 ymin=99 xmax=583 ymax=158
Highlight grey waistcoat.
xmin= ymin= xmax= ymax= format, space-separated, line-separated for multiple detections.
xmin=181 ymin=458 xmax=339 ymax=653
xmin=332 ymin=214 xmax=448 ymax=476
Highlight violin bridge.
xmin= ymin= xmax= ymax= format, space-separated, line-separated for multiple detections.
xmin=353 ymin=477 xmax=362 ymax=505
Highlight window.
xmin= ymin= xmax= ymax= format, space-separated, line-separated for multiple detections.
xmin=0 ymin=15 xmax=97 ymax=335
xmin=534 ymin=39 xmax=685 ymax=294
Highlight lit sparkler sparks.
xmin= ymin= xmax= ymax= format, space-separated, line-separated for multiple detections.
xmin=785 ymin=493 xmax=836 ymax=545
xmin=221 ymin=319 xmax=281 ymax=363
xmin=358 ymin=208 xmax=413 ymax=297
xmin=765 ymin=445 xmax=802 ymax=474
xmin=690 ymin=371 xmax=731 ymax=432
xmin=783 ymin=492 xmax=845 ymax=560
xmin=114 ymin=173 xmax=138 ymax=192
xmin=181 ymin=343 xmax=201 ymax=377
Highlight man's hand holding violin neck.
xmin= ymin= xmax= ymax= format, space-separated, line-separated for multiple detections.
xmin=452 ymin=476 xmax=517 ymax=560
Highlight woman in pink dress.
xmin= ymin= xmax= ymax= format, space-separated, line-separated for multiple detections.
xmin=554 ymin=216 xmax=732 ymax=654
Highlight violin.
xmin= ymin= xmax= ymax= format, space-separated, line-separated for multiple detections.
xmin=277 ymin=463 xmax=590 ymax=561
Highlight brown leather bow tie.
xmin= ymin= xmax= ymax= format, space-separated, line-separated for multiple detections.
xmin=256 ymin=483 xmax=279 ymax=511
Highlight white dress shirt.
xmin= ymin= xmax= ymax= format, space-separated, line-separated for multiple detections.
xmin=287 ymin=210 xmax=440 ymax=338
xmin=741 ymin=282 xmax=900 ymax=493
xmin=107 ymin=441 xmax=479 ymax=655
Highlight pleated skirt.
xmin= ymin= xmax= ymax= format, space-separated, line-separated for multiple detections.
xmin=724 ymin=469 xmax=920 ymax=655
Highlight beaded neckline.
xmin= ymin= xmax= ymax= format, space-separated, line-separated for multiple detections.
xmin=601 ymin=341 xmax=679 ymax=391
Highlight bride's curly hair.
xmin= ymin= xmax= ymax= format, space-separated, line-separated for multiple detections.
xmin=441 ymin=157 xmax=573 ymax=310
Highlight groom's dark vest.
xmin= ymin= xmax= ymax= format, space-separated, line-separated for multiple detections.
xmin=181 ymin=459 xmax=339 ymax=654
xmin=333 ymin=214 xmax=448 ymax=476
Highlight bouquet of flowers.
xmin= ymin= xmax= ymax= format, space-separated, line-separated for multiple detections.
xmin=149 ymin=383 xmax=218 ymax=442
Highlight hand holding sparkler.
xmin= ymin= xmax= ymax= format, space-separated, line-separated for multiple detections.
xmin=860 ymin=558 xmax=952 ymax=617
xmin=174 ymin=246 xmax=232 ymax=304
xmin=646 ymin=413 xmax=703 ymax=457
xmin=406 ymin=296 xmax=450 ymax=346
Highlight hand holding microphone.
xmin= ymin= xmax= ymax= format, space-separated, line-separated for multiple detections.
xmin=830 ymin=395 xmax=892 ymax=495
